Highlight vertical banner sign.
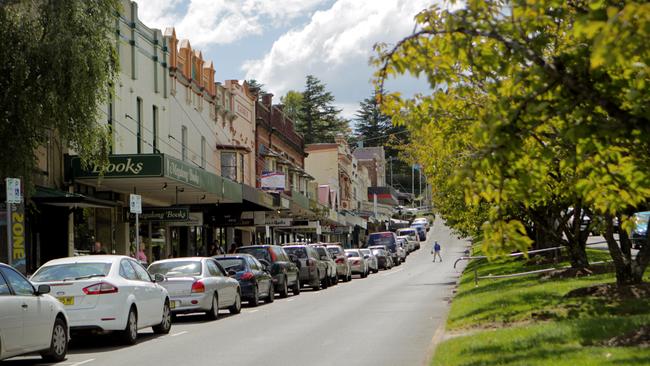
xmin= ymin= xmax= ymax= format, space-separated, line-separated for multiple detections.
xmin=5 ymin=178 xmax=24 ymax=271
xmin=130 ymin=194 xmax=142 ymax=257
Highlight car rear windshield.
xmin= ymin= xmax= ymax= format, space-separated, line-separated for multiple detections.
xmin=368 ymin=233 xmax=395 ymax=246
xmin=213 ymin=258 xmax=246 ymax=272
xmin=148 ymin=261 xmax=202 ymax=277
xmin=371 ymin=249 xmax=383 ymax=256
xmin=314 ymin=247 xmax=327 ymax=257
xmin=237 ymin=247 xmax=272 ymax=263
xmin=284 ymin=247 xmax=307 ymax=259
xmin=360 ymin=249 xmax=371 ymax=255
xmin=398 ymin=229 xmax=416 ymax=236
xmin=327 ymin=247 xmax=342 ymax=255
xmin=31 ymin=262 xmax=112 ymax=282
xmin=346 ymin=251 xmax=359 ymax=257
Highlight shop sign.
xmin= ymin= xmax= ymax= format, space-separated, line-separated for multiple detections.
xmin=214 ymin=213 xmax=254 ymax=227
xmin=8 ymin=203 xmax=26 ymax=273
xmin=261 ymin=172 xmax=285 ymax=192
xmin=70 ymin=155 xmax=164 ymax=178
xmin=166 ymin=157 xmax=201 ymax=188
xmin=128 ymin=207 xmax=190 ymax=222
xmin=263 ymin=217 xmax=292 ymax=227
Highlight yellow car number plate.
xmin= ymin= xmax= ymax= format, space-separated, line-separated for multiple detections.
xmin=170 ymin=301 xmax=176 ymax=309
xmin=57 ymin=296 xmax=74 ymax=305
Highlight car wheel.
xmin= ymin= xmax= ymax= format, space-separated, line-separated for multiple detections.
xmin=41 ymin=317 xmax=68 ymax=362
xmin=153 ymin=300 xmax=172 ymax=333
xmin=120 ymin=307 xmax=138 ymax=345
xmin=280 ymin=276 xmax=289 ymax=298
xmin=266 ymin=283 xmax=275 ymax=303
xmin=313 ymin=272 xmax=321 ymax=291
xmin=205 ymin=293 xmax=219 ymax=320
xmin=250 ymin=285 xmax=260 ymax=306
xmin=361 ymin=269 xmax=367 ymax=278
xmin=322 ymin=273 xmax=329 ymax=289
xmin=229 ymin=291 xmax=242 ymax=314
xmin=373 ymin=267 xmax=379 ymax=274
xmin=292 ymin=278 xmax=301 ymax=295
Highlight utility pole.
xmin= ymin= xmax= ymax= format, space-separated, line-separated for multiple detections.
xmin=411 ymin=164 xmax=415 ymax=208
xmin=418 ymin=167 xmax=422 ymax=206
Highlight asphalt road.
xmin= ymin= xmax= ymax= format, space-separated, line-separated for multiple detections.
xmin=8 ymin=219 xmax=469 ymax=366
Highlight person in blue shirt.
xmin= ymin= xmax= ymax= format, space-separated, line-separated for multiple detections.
xmin=431 ymin=241 xmax=442 ymax=262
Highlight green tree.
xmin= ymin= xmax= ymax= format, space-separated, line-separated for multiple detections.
xmin=280 ymin=90 xmax=303 ymax=125
xmin=373 ymin=1 xmax=650 ymax=284
xmin=297 ymin=75 xmax=348 ymax=144
xmin=354 ymin=90 xmax=391 ymax=147
xmin=0 ymin=0 xmax=119 ymax=189
xmin=246 ymin=79 xmax=265 ymax=101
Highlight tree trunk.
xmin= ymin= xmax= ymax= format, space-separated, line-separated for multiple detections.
xmin=567 ymin=241 xmax=589 ymax=269
xmin=603 ymin=214 xmax=650 ymax=285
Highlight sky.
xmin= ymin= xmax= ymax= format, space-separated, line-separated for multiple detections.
xmin=136 ymin=0 xmax=436 ymax=120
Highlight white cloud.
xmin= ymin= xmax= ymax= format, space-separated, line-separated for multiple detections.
xmin=242 ymin=0 xmax=434 ymax=108
xmin=135 ymin=0 xmax=328 ymax=46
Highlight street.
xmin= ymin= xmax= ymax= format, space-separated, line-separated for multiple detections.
xmin=7 ymin=219 xmax=468 ymax=366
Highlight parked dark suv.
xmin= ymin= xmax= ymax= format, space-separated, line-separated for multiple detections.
xmin=283 ymin=245 xmax=328 ymax=291
xmin=236 ymin=245 xmax=300 ymax=297
xmin=366 ymin=232 xmax=400 ymax=265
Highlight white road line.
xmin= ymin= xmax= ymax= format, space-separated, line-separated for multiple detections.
xmin=287 ymin=298 xmax=295 ymax=302
xmin=70 ymin=359 xmax=95 ymax=366
xmin=170 ymin=331 xmax=188 ymax=337
xmin=381 ymin=268 xmax=404 ymax=277
xmin=248 ymin=309 xmax=259 ymax=313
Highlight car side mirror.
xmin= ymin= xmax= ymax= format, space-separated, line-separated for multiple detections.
xmin=228 ymin=270 xmax=237 ymax=276
xmin=36 ymin=284 xmax=50 ymax=295
xmin=364 ymin=255 xmax=370 ymax=259
xmin=153 ymin=273 xmax=166 ymax=283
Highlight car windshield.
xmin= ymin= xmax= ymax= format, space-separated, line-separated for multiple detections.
xmin=148 ymin=261 xmax=202 ymax=277
xmin=213 ymin=258 xmax=246 ymax=272
xmin=346 ymin=251 xmax=359 ymax=257
xmin=31 ymin=262 xmax=112 ymax=282
xmin=368 ymin=233 xmax=395 ymax=246
xmin=237 ymin=247 xmax=272 ymax=263
xmin=360 ymin=249 xmax=371 ymax=255
xmin=284 ymin=247 xmax=308 ymax=259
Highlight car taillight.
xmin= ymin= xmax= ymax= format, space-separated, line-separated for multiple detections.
xmin=241 ymin=272 xmax=255 ymax=281
xmin=83 ymin=282 xmax=118 ymax=295
xmin=353 ymin=260 xmax=360 ymax=265
xmin=335 ymin=258 xmax=344 ymax=264
xmin=191 ymin=280 xmax=205 ymax=293
xmin=307 ymin=258 xmax=317 ymax=267
xmin=269 ymin=249 xmax=277 ymax=262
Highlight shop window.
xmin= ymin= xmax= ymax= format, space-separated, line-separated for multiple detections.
xmin=221 ymin=151 xmax=237 ymax=181
xmin=136 ymin=97 xmax=142 ymax=154
xmin=181 ymin=125 xmax=188 ymax=161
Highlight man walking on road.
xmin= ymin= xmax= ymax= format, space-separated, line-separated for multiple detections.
xmin=431 ymin=241 xmax=442 ymax=262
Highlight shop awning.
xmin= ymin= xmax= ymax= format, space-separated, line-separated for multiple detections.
xmin=218 ymin=184 xmax=276 ymax=212
xmin=31 ymin=186 xmax=118 ymax=208
xmin=67 ymin=154 xmax=242 ymax=206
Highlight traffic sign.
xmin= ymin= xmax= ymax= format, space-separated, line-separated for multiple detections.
xmin=129 ymin=194 xmax=142 ymax=214
xmin=5 ymin=178 xmax=21 ymax=204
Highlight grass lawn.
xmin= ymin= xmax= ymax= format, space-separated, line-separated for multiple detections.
xmin=432 ymin=249 xmax=650 ymax=366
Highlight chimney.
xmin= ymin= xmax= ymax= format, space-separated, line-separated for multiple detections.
xmin=262 ymin=93 xmax=273 ymax=107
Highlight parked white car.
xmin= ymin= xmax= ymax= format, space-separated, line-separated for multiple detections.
xmin=412 ymin=217 xmax=430 ymax=231
xmin=148 ymin=257 xmax=241 ymax=319
xmin=31 ymin=255 xmax=171 ymax=345
xmin=0 ymin=263 xmax=69 ymax=362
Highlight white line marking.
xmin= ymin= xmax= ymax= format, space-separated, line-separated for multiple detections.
xmin=248 ymin=309 xmax=259 ymax=313
xmin=287 ymin=298 xmax=295 ymax=302
xmin=170 ymin=331 xmax=188 ymax=337
xmin=381 ymin=268 xmax=404 ymax=277
xmin=70 ymin=359 xmax=95 ymax=366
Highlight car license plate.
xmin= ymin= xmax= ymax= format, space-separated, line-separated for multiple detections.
xmin=170 ymin=301 xmax=176 ymax=309
xmin=57 ymin=296 xmax=74 ymax=305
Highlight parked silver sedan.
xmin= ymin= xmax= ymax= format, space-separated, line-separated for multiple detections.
xmin=148 ymin=258 xmax=241 ymax=319
xmin=359 ymin=248 xmax=379 ymax=274
xmin=345 ymin=249 xmax=369 ymax=278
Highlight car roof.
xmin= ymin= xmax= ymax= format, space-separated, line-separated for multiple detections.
xmin=283 ymin=244 xmax=308 ymax=248
xmin=369 ymin=231 xmax=393 ymax=235
xmin=238 ymin=245 xmax=275 ymax=249
xmin=41 ymin=255 xmax=129 ymax=266
xmin=213 ymin=254 xmax=254 ymax=260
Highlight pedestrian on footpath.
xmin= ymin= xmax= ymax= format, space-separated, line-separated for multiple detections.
xmin=431 ymin=241 xmax=442 ymax=262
